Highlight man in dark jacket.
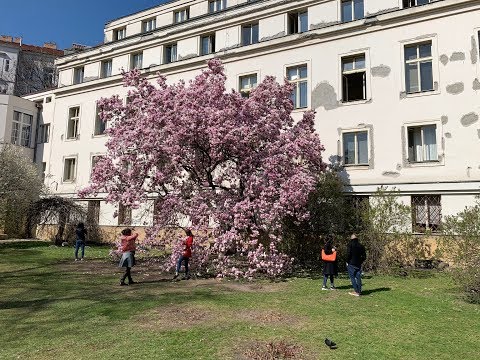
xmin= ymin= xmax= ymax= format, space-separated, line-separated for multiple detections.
xmin=346 ymin=234 xmax=366 ymax=296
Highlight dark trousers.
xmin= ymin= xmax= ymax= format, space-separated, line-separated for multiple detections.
xmin=74 ymin=240 xmax=85 ymax=259
xmin=176 ymin=255 xmax=189 ymax=275
xmin=347 ymin=264 xmax=362 ymax=294
xmin=323 ymin=275 xmax=334 ymax=287
xmin=121 ymin=267 xmax=133 ymax=284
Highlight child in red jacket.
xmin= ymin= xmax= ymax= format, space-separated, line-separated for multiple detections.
xmin=174 ymin=229 xmax=194 ymax=280
xmin=118 ymin=228 xmax=138 ymax=286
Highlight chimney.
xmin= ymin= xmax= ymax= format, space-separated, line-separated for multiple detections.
xmin=43 ymin=42 xmax=57 ymax=50
xmin=0 ymin=35 xmax=13 ymax=42
xmin=13 ymin=37 xmax=22 ymax=45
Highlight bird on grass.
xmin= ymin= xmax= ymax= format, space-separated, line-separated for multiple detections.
xmin=325 ymin=338 xmax=337 ymax=349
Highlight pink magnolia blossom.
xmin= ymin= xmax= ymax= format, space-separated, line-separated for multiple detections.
xmin=80 ymin=59 xmax=326 ymax=278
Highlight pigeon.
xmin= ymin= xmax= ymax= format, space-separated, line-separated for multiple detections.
xmin=325 ymin=338 xmax=337 ymax=349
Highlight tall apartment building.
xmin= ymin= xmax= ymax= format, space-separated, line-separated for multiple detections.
xmin=0 ymin=35 xmax=63 ymax=96
xmin=24 ymin=0 xmax=480 ymax=236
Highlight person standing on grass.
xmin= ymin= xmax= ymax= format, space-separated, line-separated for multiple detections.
xmin=74 ymin=223 xmax=87 ymax=261
xmin=119 ymin=228 xmax=138 ymax=286
xmin=174 ymin=229 xmax=194 ymax=280
xmin=321 ymin=238 xmax=338 ymax=290
xmin=347 ymin=234 xmax=367 ymax=297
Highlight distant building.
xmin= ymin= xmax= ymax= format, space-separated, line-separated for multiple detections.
xmin=0 ymin=35 xmax=64 ymax=96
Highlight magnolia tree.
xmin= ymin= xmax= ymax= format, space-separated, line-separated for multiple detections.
xmin=80 ymin=59 xmax=326 ymax=278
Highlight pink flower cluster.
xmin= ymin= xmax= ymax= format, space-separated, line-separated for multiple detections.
xmin=80 ymin=59 xmax=326 ymax=278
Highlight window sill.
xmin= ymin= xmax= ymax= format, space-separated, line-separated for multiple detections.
xmin=65 ymin=137 xmax=79 ymax=142
xmin=62 ymin=180 xmax=76 ymax=184
xmin=404 ymin=89 xmax=439 ymax=99
xmin=340 ymin=98 xmax=371 ymax=106
xmin=291 ymin=106 xmax=310 ymax=113
xmin=92 ymin=133 xmax=107 ymax=138
xmin=407 ymin=161 xmax=443 ymax=168
xmin=343 ymin=164 xmax=370 ymax=170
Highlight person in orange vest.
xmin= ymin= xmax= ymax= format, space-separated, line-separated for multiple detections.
xmin=321 ymin=237 xmax=338 ymax=290
xmin=174 ymin=229 xmax=194 ymax=280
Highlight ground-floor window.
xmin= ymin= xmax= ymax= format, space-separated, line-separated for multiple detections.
xmin=411 ymin=195 xmax=441 ymax=233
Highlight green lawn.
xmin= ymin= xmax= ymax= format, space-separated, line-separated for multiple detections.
xmin=0 ymin=241 xmax=478 ymax=360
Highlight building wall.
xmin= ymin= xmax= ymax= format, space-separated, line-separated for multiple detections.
xmin=26 ymin=0 xmax=480 ymax=229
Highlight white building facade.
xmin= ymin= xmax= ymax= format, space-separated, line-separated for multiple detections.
xmin=25 ymin=0 xmax=480 ymax=235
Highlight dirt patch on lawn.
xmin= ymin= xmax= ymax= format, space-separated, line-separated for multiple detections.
xmin=219 ymin=281 xmax=287 ymax=293
xmin=136 ymin=304 xmax=221 ymax=330
xmin=232 ymin=340 xmax=314 ymax=360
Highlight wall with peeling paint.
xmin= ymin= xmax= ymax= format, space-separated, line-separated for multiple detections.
xmin=24 ymin=0 xmax=480 ymax=225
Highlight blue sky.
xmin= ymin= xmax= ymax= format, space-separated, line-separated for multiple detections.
xmin=0 ymin=0 xmax=169 ymax=49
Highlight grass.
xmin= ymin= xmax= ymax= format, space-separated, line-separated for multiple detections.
xmin=0 ymin=241 xmax=479 ymax=360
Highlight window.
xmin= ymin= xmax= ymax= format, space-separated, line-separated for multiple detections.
xmin=45 ymin=96 xmax=52 ymax=103
xmin=405 ymin=42 xmax=433 ymax=93
xmin=412 ymin=195 xmax=441 ymax=233
xmin=11 ymin=111 xmax=33 ymax=147
xmin=37 ymin=124 xmax=50 ymax=144
xmin=4 ymin=59 xmax=10 ymax=71
xmin=174 ymin=8 xmax=189 ymax=23
xmin=101 ymin=60 xmax=112 ymax=78
xmin=200 ymin=34 xmax=216 ymax=55
xmin=239 ymin=74 xmax=258 ymax=98
xmin=73 ymin=67 xmax=84 ymax=84
xmin=164 ymin=44 xmax=178 ymax=64
xmin=131 ymin=52 xmax=143 ymax=70
xmin=94 ymin=103 xmax=106 ymax=136
xmin=118 ymin=203 xmax=132 ymax=226
xmin=67 ymin=107 xmax=80 ymax=139
xmin=287 ymin=65 xmax=308 ymax=109
xmin=343 ymin=131 xmax=368 ymax=165
xmin=91 ymin=155 xmax=104 ymax=180
xmin=87 ymin=200 xmax=101 ymax=224
xmin=209 ymin=0 xmax=226 ymax=13
xmin=403 ymin=0 xmax=432 ymax=8
xmin=63 ymin=157 xmax=77 ymax=182
xmin=288 ymin=11 xmax=308 ymax=34
xmin=342 ymin=55 xmax=366 ymax=102
xmin=341 ymin=0 xmax=364 ymax=22
xmin=142 ymin=18 xmax=156 ymax=32
xmin=242 ymin=23 xmax=259 ymax=46
xmin=114 ymin=27 xmax=126 ymax=41
xmin=407 ymin=125 xmax=437 ymax=163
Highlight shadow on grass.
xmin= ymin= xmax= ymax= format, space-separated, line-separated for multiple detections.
xmin=0 ymin=241 xmax=51 ymax=249
xmin=362 ymin=287 xmax=391 ymax=295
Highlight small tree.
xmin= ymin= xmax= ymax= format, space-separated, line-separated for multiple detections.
xmin=80 ymin=59 xmax=327 ymax=278
xmin=358 ymin=187 xmax=414 ymax=271
xmin=440 ymin=198 xmax=480 ymax=303
xmin=0 ymin=145 xmax=43 ymax=237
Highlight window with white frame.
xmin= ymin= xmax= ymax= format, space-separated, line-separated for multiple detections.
xmin=287 ymin=65 xmax=308 ymax=109
xmin=412 ymin=195 xmax=441 ymax=233
xmin=239 ymin=73 xmax=258 ymax=98
xmin=73 ymin=66 xmax=84 ymax=84
xmin=100 ymin=59 xmax=112 ymax=78
xmin=403 ymin=0 xmax=432 ymax=8
xmin=94 ymin=103 xmax=106 ymax=136
xmin=11 ymin=111 xmax=33 ymax=147
xmin=200 ymin=34 xmax=216 ymax=56
xmin=87 ymin=200 xmax=101 ymax=224
xmin=341 ymin=0 xmax=364 ymax=22
xmin=343 ymin=131 xmax=368 ymax=165
xmin=209 ymin=0 xmax=226 ymax=13
xmin=342 ymin=54 xmax=366 ymax=102
xmin=114 ymin=27 xmax=126 ymax=41
xmin=67 ymin=107 xmax=80 ymax=139
xmin=241 ymin=23 xmax=259 ymax=46
xmin=288 ymin=10 xmax=308 ymax=34
xmin=91 ymin=155 xmax=104 ymax=179
xmin=174 ymin=8 xmax=189 ymax=23
xmin=142 ymin=17 xmax=156 ymax=32
xmin=164 ymin=44 xmax=178 ymax=64
xmin=404 ymin=42 xmax=433 ymax=93
xmin=63 ymin=157 xmax=77 ymax=182
xmin=131 ymin=52 xmax=143 ymax=70
xmin=407 ymin=125 xmax=437 ymax=163
xmin=37 ymin=123 xmax=50 ymax=144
